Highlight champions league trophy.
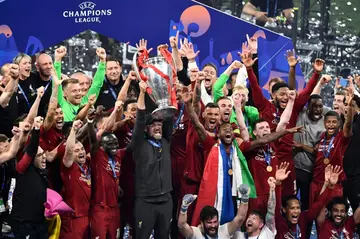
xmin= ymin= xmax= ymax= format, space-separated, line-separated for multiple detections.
xmin=133 ymin=44 xmax=177 ymax=119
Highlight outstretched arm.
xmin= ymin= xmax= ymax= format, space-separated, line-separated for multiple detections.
xmin=25 ymin=87 xmax=44 ymax=125
xmin=343 ymin=96 xmax=354 ymax=138
xmin=178 ymin=194 xmax=197 ymax=238
xmin=0 ymin=128 xmax=21 ymax=164
xmin=285 ymin=49 xmax=300 ymax=90
xmin=63 ymin=120 xmax=83 ymax=168
xmin=184 ymin=93 xmax=208 ymax=142
xmin=0 ymin=64 xmax=19 ymax=108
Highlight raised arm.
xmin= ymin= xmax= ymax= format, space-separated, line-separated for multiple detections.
xmin=184 ymin=92 xmax=208 ymax=142
xmin=213 ymin=61 xmax=243 ymax=103
xmin=16 ymin=116 xmax=43 ymax=174
xmin=170 ymin=31 xmax=183 ymax=72
xmin=117 ymin=71 xmax=137 ymax=102
xmin=178 ymin=194 xmax=197 ymax=238
xmin=274 ymin=163 xmax=290 ymax=221
xmin=44 ymin=70 xmax=62 ymax=132
xmin=87 ymin=116 xmax=99 ymax=154
xmin=75 ymin=94 xmax=96 ymax=121
xmin=103 ymin=101 xmax=124 ymax=132
xmin=227 ymin=185 xmax=249 ymax=234
xmin=343 ymin=96 xmax=354 ymax=138
xmin=0 ymin=64 xmax=19 ymax=108
xmin=311 ymin=75 xmax=331 ymax=95
xmin=63 ymin=120 xmax=83 ymax=168
xmin=54 ymin=46 xmax=67 ymax=106
xmin=285 ymin=49 xmax=300 ymax=90
xmin=276 ymin=90 xmax=296 ymax=132
xmin=0 ymin=127 xmax=21 ymax=164
xmin=241 ymin=48 xmax=270 ymax=111
xmin=82 ymin=48 xmax=106 ymax=102
xmin=266 ymin=177 xmax=277 ymax=234
xmin=234 ymin=100 xmax=250 ymax=141
xmin=130 ymin=81 xmax=147 ymax=151
xmin=25 ymin=86 xmax=44 ymax=125
xmin=311 ymin=165 xmax=341 ymax=223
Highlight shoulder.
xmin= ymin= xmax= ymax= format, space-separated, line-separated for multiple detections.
xmin=260 ymin=226 xmax=276 ymax=238
xmin=190 ymin=226 xmax=203 ymax=238
xmin=219 ymin=223 xmax=231 ymax=237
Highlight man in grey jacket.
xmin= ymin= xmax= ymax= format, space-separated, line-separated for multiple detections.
xmin=131 ymin=80 xmax=173 ymax=239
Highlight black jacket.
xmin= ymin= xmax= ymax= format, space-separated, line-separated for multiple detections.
xmin=131 ymin=109 xmax=173 ymax=200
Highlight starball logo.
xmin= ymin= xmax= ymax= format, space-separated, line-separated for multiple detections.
xmin=62 ymin=1 xmax=112 ymax=23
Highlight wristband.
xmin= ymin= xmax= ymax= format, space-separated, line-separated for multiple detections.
xmin=240 ymin=198 xmax=249 ymax=204
xmin=180 ymin=205 xmax=188 ymax=213
xmin=188 ymin=61 xmax=198 ymax=70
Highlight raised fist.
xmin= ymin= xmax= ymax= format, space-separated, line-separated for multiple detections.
xmin=182 ymin=194 xmax=197 ymax=207
xmin=37 ymin=86 xmax=45 ymax=98
xmin=96 ymin=47 xmax=106 ymax=62
xmin=72 ymin=120 xmax=83 ymax=131
xmin=34 ymin=116 xmax=44 ymax=129
xmin=9 ymin=64 xmax=19 ymax=80
xmin=55 ymin=46 xmax=67 ymax=61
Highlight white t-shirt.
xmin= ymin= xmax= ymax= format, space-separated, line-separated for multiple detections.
xmin=190 ymin=224 xmax=231 ymax=239
xmin=233 ymin=226 xmax=276 ymax=239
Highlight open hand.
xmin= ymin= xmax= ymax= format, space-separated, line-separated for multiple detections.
xmin=136 ymin=39 xmax=153 ymax=54
xmin=313 ymin=59 xmax=325 ymax=73
xmin=285 ymin=49 xmax=300 ymax=67
xmin=275 ymin=162 xmax=291 ymax=183
xmin=287 ymin=125 xmax=304 ymax=134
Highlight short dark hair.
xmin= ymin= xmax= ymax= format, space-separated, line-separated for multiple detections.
xmin=200 ymin=206 xmax=218 ymax=222
xmin=282 ymin=195 xmax=299 ymax=208
xmin=327 ymin=197 xmax=349 ymax=213
xmin=271 ymin=82 xmax=289 ymax=93
xmin=253 ymin=118 xmax=268 ymax=130
xmin=106 ymin=56 xmax=122 ymax=66
xmin=203 ymin=62 xmax=218 ymax=75
xmin=101 ymin=131 xmax=115 ymax=140
xmin=249 ymin=210 xmax=265 ymax=223
xmin=324 ymin=110 xmax=340 ymax=121
xmin=124 ymin=99 xmax=137 ymax=111
xmin=268 ymin=77 xmax=284 ymax=87
xmin=205 ymin=102 xmax=219 ymax=109
xmin=62 ymin=78 xmax=80 ymax=89
xmin=308 ymin=94 xmax=322 ymax=103
xmin=0 ymin=134 xmax=9 ymax=143
xmin=352 ymin=95 xmax=360 ymax=108
xmin=216 ymin=96 xmax=231 ymax=104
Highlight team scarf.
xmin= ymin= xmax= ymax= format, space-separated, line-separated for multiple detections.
xmin=192 ymin=142 xmax=243 ymax=226
xmin=200 ymin=80 xmax=214 ymax=106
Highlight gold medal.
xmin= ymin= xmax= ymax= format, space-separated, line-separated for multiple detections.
xmin=266 ymin=166 xmax=273 ymax=172
xmin=323 ymin=158 xmax=330 ymax=165
xmin=87 ymin=180 xmax=91 ymax=186
xmin=228 ymin=169 xmax=233 ymax=175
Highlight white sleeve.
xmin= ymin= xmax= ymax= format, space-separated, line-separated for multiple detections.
xmin=259 ymin=226 xmax=276 ymax=239
xmin=219 ymin=224 xmax=232 ymax=238
xmin=190 ymin=227 xmax=204 ymax=239
xmin=235 ymin=66 xmax=248 ymax=87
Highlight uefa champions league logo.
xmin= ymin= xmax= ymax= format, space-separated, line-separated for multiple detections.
xmin=62 ymin=1 xmax=112 ymax=23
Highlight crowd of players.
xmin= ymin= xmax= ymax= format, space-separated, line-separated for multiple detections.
xmin=0 ymin=34 xmax=360 ymax=239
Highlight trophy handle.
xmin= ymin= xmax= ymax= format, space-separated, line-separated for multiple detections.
xmin=132 ymin=50 xmax=142 ymax=81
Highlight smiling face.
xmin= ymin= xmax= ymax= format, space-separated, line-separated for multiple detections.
xmin=308 ymin=98 xmax=324 ymax=121
xmin=246 ymin=213 xmax=264 ymax=235
xmin=101 ymin=133 xmax=120 ymax=156
xmin=324 ymin=115 xmax=340 ymax=136
xmin=217 ymin=98 xmax=232 ymax=123
xmin=106 ymin=61 xmax=122 ymax=83
xmin=146 ymin=121 xmax=163 ymax=140
xmin=18 ymin=55 xmax=32 ymax=79
xmin=201 ymin=216 xmax=219 ymax=237
xmin=330 ymin=204 xmax=347 ymax=226
xmin=33 ymin=147 xmax=47 ymax=169
xmin=217 ymin=123 xmax=234 ymax=145
xmin=64 ymin=82 xmax=82 ymax=105
xmin=333 ymin=94 xmax=345 ymax=115
xmin=274 ymin=87 xmax=289 ymax=109
xmin=203 ymin=65 xmax=217 ymax=90
xmin=202 ymin=106 xmax=220 ymax=131
xmin=74 ymin=141 xmax=86 ymax=165
xmin=71 ymin=72 xmax=91 ymax=96
xmin=283 ymin=198 xmax=301 ymax=224
xmin=36 ymin=54 xmax=53 ymax=78
xmin=54 ymin=107 xmax=64 ymax=130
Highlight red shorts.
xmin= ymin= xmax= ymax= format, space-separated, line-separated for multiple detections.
xmin=282 ymin=169 xmax=297 ymax=197
xmin=60 ymin=216 xmax=89 ymax=239
xmin=248 ymin=194 xmax=268 ymax=217
xmin=309 ymin=181 xmax=343 ymax=207
xmin=90 ymin=205 xmax=121 ymax=239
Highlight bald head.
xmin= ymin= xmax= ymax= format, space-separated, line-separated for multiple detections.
xmin=36 ymin=53 xmax=53 ymax=79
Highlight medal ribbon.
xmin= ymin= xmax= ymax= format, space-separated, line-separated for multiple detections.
xmin=292 ymin=224 xmax=300 ymax=239
xmin=105 ymin=78 xmax=118 ymax=100
xmin=148 ymin=139 xmax=162 ymax=151
xmin=77 ymin=163 xmax=91 ymax=180
xmin=220 ymin=143 xmax=233 ymax=173
xmin=108 ymin=156 xmax=117 ymax=178
xmin=263 ymin=144 xmax=272 ymax=166
xmin=322 ymin=134 xmax=335 ymax=159
xmin=173 ymin=103 xmax=185 ymax=129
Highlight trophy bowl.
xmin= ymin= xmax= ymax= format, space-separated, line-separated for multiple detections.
xmin=133 ymin=51 xmax=177 ymax=119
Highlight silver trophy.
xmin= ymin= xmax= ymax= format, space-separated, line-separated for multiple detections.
xmin=133 ymin=48 xmax=177 ymax=119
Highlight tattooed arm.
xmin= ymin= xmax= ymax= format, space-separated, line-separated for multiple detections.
xmin=266 ymin=177 xmax=276 ymax=233
xmin=192 ymin=78 xmax=202 ymax=116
